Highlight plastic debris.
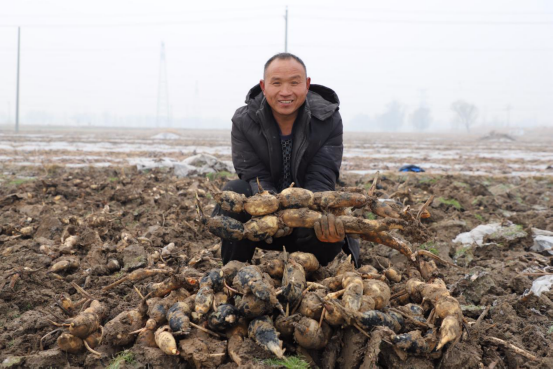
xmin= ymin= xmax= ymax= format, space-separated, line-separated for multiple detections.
xmin=399 ymin=165 xmax=425 ymax=173
xmin=530 ymin=235 xmax=553 ymax=255
xmin=529 ymin=275 xmax=553 ymax=297
xmin=452 ymin=223 xmax=502 ymax=246
xmin=174 ymin=154 xmax=234 ymax=178
xmin=530 ymin=228 xmax=553 ymax=255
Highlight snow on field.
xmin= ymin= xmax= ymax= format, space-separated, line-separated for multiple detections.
xmin=1 ymin=129 xmax=552 ymax=176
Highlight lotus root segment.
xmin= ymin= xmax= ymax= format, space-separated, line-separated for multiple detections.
xmin=278 ymin=187 xmax=314 ymax=208
xmin=244 ymin=192 xmax=279 ymax=216
xmin=279 ymin=208 xmax=322 ymax=228
xmin=314 ymin=191 xmax=367 ymax=208
xmin=244 ymin=215 xmax=279 ymax=241
xmin=214 ymin=191 xmax=246 ymax=213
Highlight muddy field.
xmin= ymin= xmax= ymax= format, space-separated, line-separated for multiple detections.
xmin=0 ymin=128 xmax=552 ymax=368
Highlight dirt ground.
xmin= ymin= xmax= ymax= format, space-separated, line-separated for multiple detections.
xmin=0 ymin=128 xmax=552 ymax=368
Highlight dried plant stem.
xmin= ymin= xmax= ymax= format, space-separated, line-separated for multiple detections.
xmin=484 ymin=336 xmax=539 ymax=361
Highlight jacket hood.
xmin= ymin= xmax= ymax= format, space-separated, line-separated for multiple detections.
xmin=244 ymin=83 xmax=340 ymax=121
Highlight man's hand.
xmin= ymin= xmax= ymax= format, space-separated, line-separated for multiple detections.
xmin=314 ymin=214 xmax=345 ymax=243
xmin=273 ymin=226 xmax=293 ymax=239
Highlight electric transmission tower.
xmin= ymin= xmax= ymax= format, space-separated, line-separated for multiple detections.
xmin=156 ymin=42 xmax=171 ymax=128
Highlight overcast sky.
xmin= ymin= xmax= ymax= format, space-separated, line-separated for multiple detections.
xmin=0 ymin=0 xmax=552 ymax=130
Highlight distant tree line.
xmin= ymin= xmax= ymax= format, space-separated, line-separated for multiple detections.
xmin=347 ymin=99 xmax=480 ymax=132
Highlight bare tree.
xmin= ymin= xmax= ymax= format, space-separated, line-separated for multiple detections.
xmin=348 ymin=113 xmax=373 ymax=131
xmin=378 ymin=100 xmax=405 ymax=132
xmin=451 ymin=100 xmax=478 ymax=133
xmin=410 ymin=106 xmax=432 ymax=131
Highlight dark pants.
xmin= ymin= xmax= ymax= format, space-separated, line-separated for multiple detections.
xmin=213 ymin=179 xmax=349 ymax=266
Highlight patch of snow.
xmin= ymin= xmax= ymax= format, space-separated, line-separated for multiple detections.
xmin=151 ymin=132 xmax=181 ymax=140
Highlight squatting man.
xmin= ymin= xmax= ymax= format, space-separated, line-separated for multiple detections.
xmin=213 ymin=53 xmax=359 ymax=266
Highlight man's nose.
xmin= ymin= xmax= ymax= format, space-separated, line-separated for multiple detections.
xmin=280 ymin=84 xmax=292 ymax=95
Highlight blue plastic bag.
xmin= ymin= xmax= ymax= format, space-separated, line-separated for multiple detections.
xmin=399 ymin=165 xmax=425 ymax=173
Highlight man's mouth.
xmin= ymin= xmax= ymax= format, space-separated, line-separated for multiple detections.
xmin=279 ymin=100 xmax=293 ymax=105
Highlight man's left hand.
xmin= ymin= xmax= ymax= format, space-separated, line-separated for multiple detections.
xmin=273 ymin=226 xmax=293 ymax=239
xmin=314 ymin=214 xmax=345 ymax=243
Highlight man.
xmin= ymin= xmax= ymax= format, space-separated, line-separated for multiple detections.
xmin=215 ymin=52 xmax=359 ymax=266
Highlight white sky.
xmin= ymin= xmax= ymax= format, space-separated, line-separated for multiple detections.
xmin=0 ymin=0 xmax=552 ymax=129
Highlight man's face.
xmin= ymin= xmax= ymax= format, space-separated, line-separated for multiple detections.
xmin=260 ymin=58 xmax=311 ymax=120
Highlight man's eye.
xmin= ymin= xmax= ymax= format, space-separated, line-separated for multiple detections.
xmin=291 ymin=82 xmax=299 ymax=86
xmin=273 ymin=82 xmax=280 ymax=86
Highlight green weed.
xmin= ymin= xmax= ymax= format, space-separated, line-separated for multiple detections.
xmin=107 ymin=350 xmax=135 ymax=369
xmin=9 ymin=312 xmax=21 ymax=319
xmin=8 ymin=178 xmax=35 ymax=186
xmin=206 ymin=171 xmax=233 ymax=181
xmin=364 ymin=212 xmax=377 ymax=220
xmin=474 ymin=214 xmax=484 ymax=222
xmin=420 ymin=241 xmax=435 ymax=249
xmin=263 ymin=356 xmax=310 ymax=369
xmin=455 ymin=247 xmax=468 ymax=257
xmin=547 ymin=325 xmax=553 ymax=335
xmin=418 ymin=177 xmax=439 ymax=184
xmin=109 ymin=177 xmax=119 ymax=182
xmin=437 ymin=197 xmax=462 ymax=210
xmin=453 ymin=181 xmax=469 ymax=188
xmin=420 ymin=242 xmax=438 ymax=255
xmin=114 ymin=271 xmax=124 ymax=279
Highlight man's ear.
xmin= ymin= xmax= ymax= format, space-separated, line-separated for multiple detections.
xmin=306 ymin=77 xmax=311 ymax=90
xmin=260 ymin=79 xmax=266 ymax=95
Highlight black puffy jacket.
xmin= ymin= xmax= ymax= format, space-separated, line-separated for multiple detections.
xmin=231 ymin=83 xmax=360 ymax=265
xmin=231 ymin=83 xmax=343 ymax=194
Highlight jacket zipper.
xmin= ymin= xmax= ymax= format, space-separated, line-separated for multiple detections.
xmin=292 ymin=110 xmax=311 ymax=185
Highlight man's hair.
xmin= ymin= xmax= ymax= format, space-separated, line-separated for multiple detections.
xmin=263 ymin=52 xmax=307 ymax=78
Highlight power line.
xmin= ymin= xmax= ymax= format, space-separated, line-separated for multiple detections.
xmin=291 ymin=5 xmax=553 ymax=16
xmin=292 ymin=15 xmax=553 ymax=25
xmin=2 ymin=13 xmax=553 ymax=28
xmin=0 ymin=15 xmax=279 ymax=28
xmin=1 ymin=45 xmax=551 ymax=53
xmin=293 ymin=45 xmax=553 ymax=52
xmin=0 ymin=6 xmax=283 ymax=18
xmin=0 ymin=44 xmax=284 ymax=53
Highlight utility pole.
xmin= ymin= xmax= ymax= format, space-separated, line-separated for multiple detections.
xmin=15 ymin=27 xmax=21 ymax=133
xmin=505 ymin=104 xmax=512 ymax=127
xmin=284 ymin=6 xmax=288 ymax=52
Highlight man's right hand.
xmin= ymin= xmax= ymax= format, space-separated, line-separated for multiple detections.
xmin=314 ymin=214 xmax=346 ymax=243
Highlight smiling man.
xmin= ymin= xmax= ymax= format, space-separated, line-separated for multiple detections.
xmin=214 ymin=52 xmax=359 ymax=266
